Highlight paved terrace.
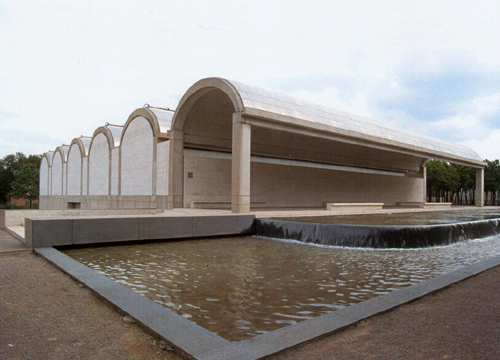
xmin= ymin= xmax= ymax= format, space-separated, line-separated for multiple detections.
xmin=1 ymin=207 xmax=500 ymax=359
xmin=2 ymin=204 xmax=474 ymax=236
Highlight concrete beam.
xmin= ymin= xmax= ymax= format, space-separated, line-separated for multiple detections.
xmin=252 ymin=155 xmax=406 ymax=177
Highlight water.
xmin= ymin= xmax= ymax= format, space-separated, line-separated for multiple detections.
xmin=259 ymin=209 xmax=500 ymax=248
xmin=64 ymin=233 xmax=500 ymax=342
xmin=274 ymin=209 xmax=500 ymax=225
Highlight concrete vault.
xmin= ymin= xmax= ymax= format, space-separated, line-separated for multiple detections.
xmin=168 ymin=78 xmax=485 ymax=213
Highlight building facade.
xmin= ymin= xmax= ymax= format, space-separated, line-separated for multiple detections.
xmin=39 ymin=78 xmax=486 ymax=213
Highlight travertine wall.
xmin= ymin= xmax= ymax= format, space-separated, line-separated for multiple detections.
xmin=82 ymin=158 xmax=88 ymax=196
xmin=121 ymin=116 xmax=154 ymax=196
xmin=41 ymin=145 xmax=422 ymax=210
xmin=183 ymin=149 xmax=423 ymax=209
xmin=67 ymin=144 xmax=82 ymax=195
xmin=39 ymin=195 xmax=167 ymax=210
xmin=39 ymin=157 xmax=49 ymax=196
xmin=250 ymin=162 xmax=423 ymax=208
xmin=40 ymin=137 xmax=170 ymax=210
xmin=111 ymin=148 xmax=119 ymax=196
xmin=156 ymin=140 xmax=169 ymax=196
xmin=184 ymin=149 xmax=231 ymax=207
xmin=48 ymin=169 xmax=52 ymax=196
xmin=51 ymin=152 xmax=63 ymax=196
xmin=88 ymin=133 xmax=110 ymax=196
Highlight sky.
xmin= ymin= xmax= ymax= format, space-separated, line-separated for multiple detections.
xmin=1 ymin=0 xmax=500 ymax=161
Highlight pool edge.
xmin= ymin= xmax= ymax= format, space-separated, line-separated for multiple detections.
xmin=34 ymin=247 xmax=231 ymax=360
xmin=34 ymin=247 xmax=500 ymax=360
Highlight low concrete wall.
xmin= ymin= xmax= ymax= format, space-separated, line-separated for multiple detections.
xmin=1 ymin=210 xmax=32 ymax=228
xmin=25 ymin=214 xmax=255 ymax=248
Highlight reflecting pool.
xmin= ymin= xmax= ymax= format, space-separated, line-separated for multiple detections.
xmin=273 ymin=209 xmax=500 ymax=225
xmin=64 ymin=233 xmax=500 ymax=341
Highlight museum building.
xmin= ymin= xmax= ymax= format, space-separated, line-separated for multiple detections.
xmin=39 ymin=77 xmax=486 ymax=213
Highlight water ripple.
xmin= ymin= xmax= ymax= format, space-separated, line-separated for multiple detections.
xmin=65 ymin=234 xmax=500 ymax=341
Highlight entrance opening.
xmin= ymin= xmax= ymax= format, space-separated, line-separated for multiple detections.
xmin=67 ymin=202 xmax=81 ymax=209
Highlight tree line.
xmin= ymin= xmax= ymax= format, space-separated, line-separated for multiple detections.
xmin=0 ymin=152 xmax=41 ymax=208
xmin=426 ymin=159 xmax=500 ymax=205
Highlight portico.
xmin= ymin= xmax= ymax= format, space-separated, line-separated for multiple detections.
xmin=167 ymin=78 xmax=486 ymax=213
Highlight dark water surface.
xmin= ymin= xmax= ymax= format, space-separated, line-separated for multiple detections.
xmin=275 ymin=209 xmax=500 ymax=225
xmin=64 ymin=232 xmax=500 ymax=341
xmin=257 ymin=209 xmax=500 ymax=248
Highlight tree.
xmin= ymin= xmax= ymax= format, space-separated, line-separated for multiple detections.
xmin=426 ymin=160 xmax=474 ymax=204
xmin=450 ymin=163 xmax=476 ymax=205
xmin=426 ymin=160 xmax=459 ymax=202
xmin=484 ymin=159 xmax=500 ymax=205
xmin=0 ymin=162 xmax=15 ymax=203
xmin=427 ymin=158 xmax=500 ymax=206
xmin=9 ymin=163 xmax=39 ymax=208
xmin=0 ymin=152 xmax=42 ymax=205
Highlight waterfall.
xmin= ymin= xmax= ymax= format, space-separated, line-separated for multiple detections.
xmin=255 ymin=218 xmax=500 ymax=248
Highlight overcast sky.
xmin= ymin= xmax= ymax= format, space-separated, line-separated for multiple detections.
xmin=1 ymin=0 xmax=500 ymax=161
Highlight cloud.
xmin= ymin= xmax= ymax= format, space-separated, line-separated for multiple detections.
xmin=376 ymin=50 xmax=500 ymax=121
xmin=0 ymin=126 xmax=63 ymax=157
xmin=269 ymin=74 xmax=373 ymax=118
xmin=265 ymin=50 xmax=500 ymax=163
xmin=2 ymin=1 xmax=500 ymax=161
xmin=274 ymin=74 xmax=359 ymax=95
xmin=0 ymin=109 xmax=18 ymax=122
xmin=359 ymin=50 xmax=500 ymax=158
xmin=463 ymin=92 xmax=500 ymax=128
xmin=462 ymin=128 xmax=500 ymax=161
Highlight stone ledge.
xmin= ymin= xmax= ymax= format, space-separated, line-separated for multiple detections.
xmin=326 ymin=203 xmax=384 ymax=211
xmin=397 ymin=202 xmax=425 ymax=208
xmin=425 ymin=202 xmax=452 ymax=208
xmin=190 ymin=201 xmax=266 ymax=210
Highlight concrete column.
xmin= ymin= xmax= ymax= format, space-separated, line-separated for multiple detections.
xmin=108 ymin=148 xmax=112 ymax=196
xmin=476 ymin=168 xmax=484 ymax=207
xmin=85 ymin=157 xmax=89 ymax=196
xmin=422 ymin=166 xmax=427 ymax=203
xmin=117 ymin=147 xmax=122 ymax=196
xmin=168 ymin=130 xmax=184 ymax=209
xmin=152 ymin=142 xmax=157 ymax=197
xmin=231 ymin=113 xmax=251 ymax=213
